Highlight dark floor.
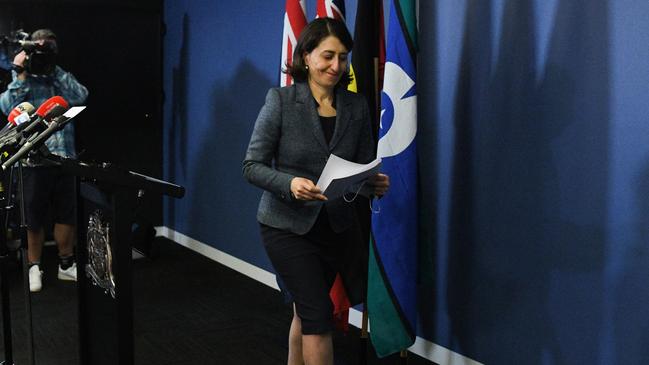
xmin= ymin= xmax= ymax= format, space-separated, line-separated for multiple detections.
xmin=0 ymin=237 xmax=432 ymax=365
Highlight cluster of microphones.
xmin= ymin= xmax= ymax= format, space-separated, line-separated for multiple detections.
xmin=0 ymin=96 xmax=85 ymax=171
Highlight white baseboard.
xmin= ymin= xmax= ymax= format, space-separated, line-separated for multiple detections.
xmin=155 ymin=226 xmax=279 ymax=290
xmin=156 ymin=226 xmax=483 ymax=365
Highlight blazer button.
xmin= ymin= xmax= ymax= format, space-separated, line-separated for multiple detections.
xmin=280 ymin=193 xmax=286 ymax=199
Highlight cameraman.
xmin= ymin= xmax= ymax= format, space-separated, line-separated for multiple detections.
xmin=0 ymin=29 xmax=88 ymax=292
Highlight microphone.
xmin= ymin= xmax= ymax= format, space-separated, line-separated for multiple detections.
xmin=0 ymin=102 xmax=35 ymax=140
xmin=22 ymin=96 xmax=68 ymax=124
xmin=1 ymin=106 xmax=86 ymax=170
xmin=7 ymin=102 xmax=35 ymax=127
xmin=17 ymin=96 xmax=69 ymax=136
xmin=22 ymin=104 xmax=67 ymax=132
xmin=35 ymin=96 xmax=68 ymax=120
xmin=37 ymin=96 xmax=69 ymax=112
xmin=0 ymin=97 xmax=69 ymax=160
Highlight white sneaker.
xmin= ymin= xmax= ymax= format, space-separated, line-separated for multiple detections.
xmin=58 ymin=262 xmax=77 ymax=282
xmin=29 ymin=265 xmax=43 ymax=292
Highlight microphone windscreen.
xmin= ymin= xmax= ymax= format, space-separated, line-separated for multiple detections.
xmin=7 ymin=102 xmax=36 ymax=125
xmin=47 ymin=95 xmax=69 ymax=109
xmin=43 ymin=104 xmax=68 ymax=121
xmin=16 ymin=102 xmax=36 ymax=115
xmin=35 ymin=96 xmax=69 ymax=117
xmin=8 ymin=109 xmax=22 ymax=126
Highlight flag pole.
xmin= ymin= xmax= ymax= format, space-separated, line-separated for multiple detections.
xmin=399 ymin=350 xmax=408 ymax=364
xmin=359 ymin=303 xmax=369 ymax=365
xmin=373 ymin=57 xmax=381 ymax=140
xmin=361 ymin=43 xmax=383 ymax=365
xmin=360 ymin=44 xmax=382 ymax=365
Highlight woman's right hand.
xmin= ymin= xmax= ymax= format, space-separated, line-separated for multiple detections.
xmin=290 ymin=177 xmax=327 ymax=201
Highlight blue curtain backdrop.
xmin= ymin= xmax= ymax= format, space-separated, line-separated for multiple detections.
xmin=163 ymin=1 xmax=649 ymax=363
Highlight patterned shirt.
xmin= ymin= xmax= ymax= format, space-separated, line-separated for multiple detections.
xmin=0 ymin=66 xmax=88 ymax=159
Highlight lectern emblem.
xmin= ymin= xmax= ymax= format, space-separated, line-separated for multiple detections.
xmin=86 ymin=209 xmax=116 ymax=298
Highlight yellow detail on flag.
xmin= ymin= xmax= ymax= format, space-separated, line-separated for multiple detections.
xmin=347 ymin=64 xmax=357 ymax=93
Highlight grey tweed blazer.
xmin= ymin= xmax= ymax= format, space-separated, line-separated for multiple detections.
xmin=243 ymin=82 xmax=375 ymax=235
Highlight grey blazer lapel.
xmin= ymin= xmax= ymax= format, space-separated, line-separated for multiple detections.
xmin=296 ymin=82 xmax=329 ymax=152
xmin=329 ymin=87 xmax=352 ymax=150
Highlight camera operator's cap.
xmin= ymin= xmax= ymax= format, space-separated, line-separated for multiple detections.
xmin=30 ymin=29 xmax=58 ymax=52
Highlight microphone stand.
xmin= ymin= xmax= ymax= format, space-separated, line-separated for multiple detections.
xmin=14 ymin=162 xmax=35 ymax=365
xmin=0 ymin=163 xmax=15 ymax=365
xmin=0 ymin=149 xmax=43 ymax=365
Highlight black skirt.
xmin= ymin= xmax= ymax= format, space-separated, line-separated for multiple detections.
xmin=260 ymin=207 xmax=350 ymax=335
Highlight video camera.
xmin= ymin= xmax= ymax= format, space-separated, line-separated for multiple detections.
xmin=1 ymin=29 xmax=57 ymax=76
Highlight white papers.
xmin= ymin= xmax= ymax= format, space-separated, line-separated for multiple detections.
xmin=62 ymin=106 xmax=86 ymax=119
xmin=316 ymin=154 xmax=382 ymax=199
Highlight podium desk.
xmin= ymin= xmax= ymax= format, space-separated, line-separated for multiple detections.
xmin=61 ymin=160 xmax=184 ymax=365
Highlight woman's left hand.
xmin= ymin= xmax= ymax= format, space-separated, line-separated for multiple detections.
xmin=368 ymin=173 xmax=390 ymax=197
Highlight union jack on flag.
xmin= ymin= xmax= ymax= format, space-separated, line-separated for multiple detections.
xmin=280 ymin=0 xmax=307 ymax=87
xmin=316 ymin=0 xmax=346 ymax=21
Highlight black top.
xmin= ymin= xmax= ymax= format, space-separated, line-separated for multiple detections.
xmin=314 ymin=97 xmax=337 ymax=145
xmin=319 ymin=116 xmax=336 ymax=145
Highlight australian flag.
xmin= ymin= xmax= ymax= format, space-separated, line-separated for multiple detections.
xmin=316 ymin=0 xmax=346 ymax=21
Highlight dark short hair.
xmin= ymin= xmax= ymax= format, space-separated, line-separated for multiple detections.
xmin=31 ymin=29 xmax=58 ymax=53
xmin=285 ymin=18 xmax=353 ymax=87
xmin=31 ymin=29 xmax=57 ymax=41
